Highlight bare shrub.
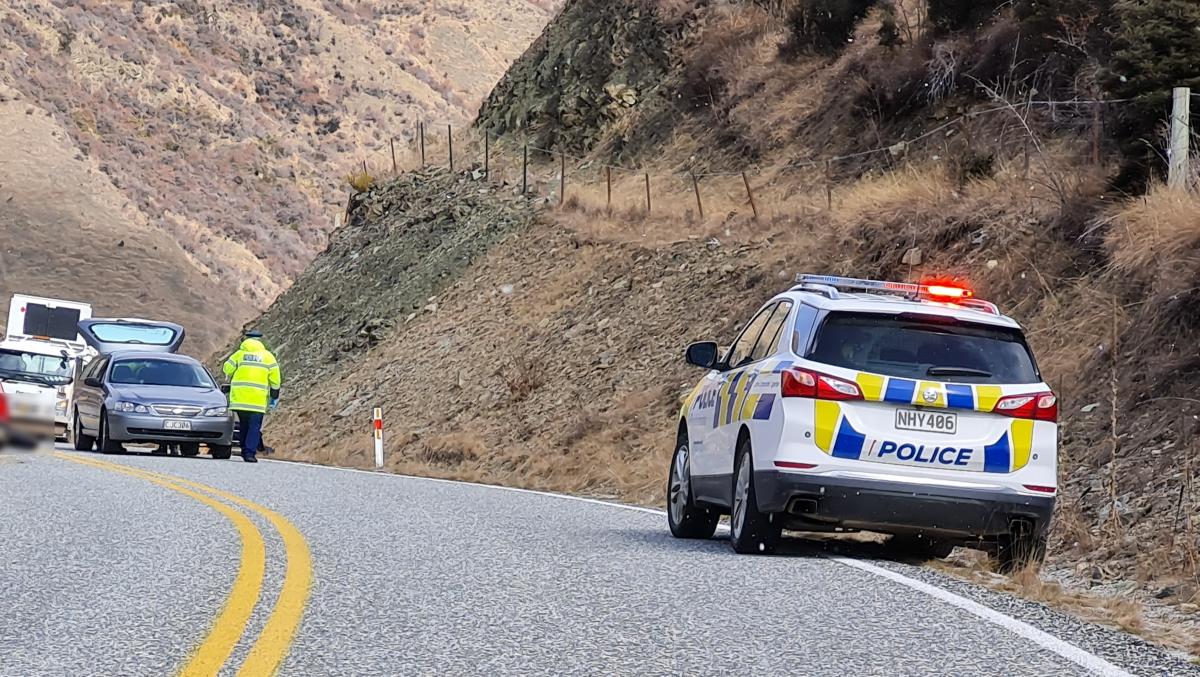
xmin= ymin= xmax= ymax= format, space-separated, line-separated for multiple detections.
xmin=416 ymin=432 xmax=484 ymax=466
xmin=500 ymin=355 xmax=545 ymax=403
xmin=346 ymin=169 xmax=376 ymax=193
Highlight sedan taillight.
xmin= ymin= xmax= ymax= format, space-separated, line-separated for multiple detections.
xmin=781 ymin=368 xmax=863 ymax=401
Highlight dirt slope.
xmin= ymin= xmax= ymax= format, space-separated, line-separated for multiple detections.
xmin=0 ymin=0 xmax=561 ymax=346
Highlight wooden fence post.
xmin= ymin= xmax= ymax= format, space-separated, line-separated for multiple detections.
xmin=690 ymin=171 xmax=704 ymax=220
xmin=606 ymin=166 xmax=612 ymax=214
xmin=447 ymin=124 xmax=454 ymax=172
xmin=484 ymin=133 xmax=490 ymax=182
xmin=1091 ymin=101 xmax=1103 ymax=166
xmin=1170 ymin=87 xmax=1191 ymax=189
xmin=362 ymin=160 xmax=368 ymax=176
xmin=419 ymin=122 xmax=426 ymax=167
xmin=522 ymin=143 xmax=528 ymax=195
xmin=390 ymin=137 xmax=397 ymax=174
xmin=559 ymin=150 xmax=566 ymax=206
xmin=741 ymin=171 xmax=758 ymax=220
xmin=644 ymin=173 xmax=652 ymax=214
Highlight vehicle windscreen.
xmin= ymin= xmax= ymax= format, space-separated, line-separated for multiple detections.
xmin=0 ymin=349 xmax=72 ymax=386
xmin=806 ymin=312 xmax=1040 ymax=384
xmin=109 ymin=359 xmax=215 ymax=388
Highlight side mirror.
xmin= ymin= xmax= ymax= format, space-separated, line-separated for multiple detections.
xmin=220 ymin=384 xmax=231 ymax=394
xmin=84 ymin=376 xmax=102 ymax=388
xmin=685 ymin=342 xmax=720 ymax=370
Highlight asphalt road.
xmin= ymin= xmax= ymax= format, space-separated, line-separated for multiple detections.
xmin=1 ymin=447 xmax=1196 ymax=676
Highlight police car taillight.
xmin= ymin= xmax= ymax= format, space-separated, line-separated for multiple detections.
xmin=992 ymin=392 xmax=1057 ymax=422
xmin=781 ymin=368 xmax=863 ymax=401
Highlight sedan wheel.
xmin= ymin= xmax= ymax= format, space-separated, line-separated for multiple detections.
xmin=71 ymin=410 xmax=95 ymax=452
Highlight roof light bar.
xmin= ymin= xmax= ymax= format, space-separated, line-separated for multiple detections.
xmin=794 ymin=274 xmax=998 ymax=314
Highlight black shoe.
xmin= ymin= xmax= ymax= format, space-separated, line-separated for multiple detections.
xmin=260 ymin=446 xmax=274 ymax=455
xmin=241 ymin=454 xmax=258 ymax=463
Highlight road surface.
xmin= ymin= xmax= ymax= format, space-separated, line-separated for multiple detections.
xmin=0 ymin=447 xmax=1195 ymax=676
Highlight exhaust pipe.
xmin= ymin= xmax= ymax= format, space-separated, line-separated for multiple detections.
xmin=788 ymin=497 xmax=819 ymax=515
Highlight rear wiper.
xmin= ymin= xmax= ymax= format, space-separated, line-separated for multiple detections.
xmin=927 ymin=366 xmax=992 ymax=378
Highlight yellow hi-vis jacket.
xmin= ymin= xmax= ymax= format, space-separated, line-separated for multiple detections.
xmin=222 ymin=338 xmax=281 ymax=414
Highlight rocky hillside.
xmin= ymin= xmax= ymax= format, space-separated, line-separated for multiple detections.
xmin=0 ymin=0 xmax=561 ymax=353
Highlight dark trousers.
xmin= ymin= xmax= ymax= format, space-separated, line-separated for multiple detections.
xmin=236 ymin=411 xmax=264 ymax=458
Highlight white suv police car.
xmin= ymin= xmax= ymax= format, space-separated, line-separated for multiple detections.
xmin=668 ymin=274 xmax=1056 ymax=570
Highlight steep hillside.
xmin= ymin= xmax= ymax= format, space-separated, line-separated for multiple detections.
xmin=0 ymin=0 xmax=561 ymax=349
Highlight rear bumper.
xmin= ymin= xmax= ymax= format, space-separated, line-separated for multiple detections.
xmin=755 ymin=470 xmax=1054 ymax=540
xmin=108 ymin=413 xmax=234 ymax=445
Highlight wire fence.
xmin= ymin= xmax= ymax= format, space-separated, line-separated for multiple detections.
xmin=352 ymin=95 xmax=1168 ymax=221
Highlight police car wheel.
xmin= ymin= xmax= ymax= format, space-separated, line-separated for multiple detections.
xmin=71 ymin=410 xmax=95 ymax=452
xmin=729 ymin=439 xmax=781 ymax=555
xmin=667 ymin=433 xmax=719 ymax=539
xmin=890 ymin=534 xmax=955 ymax=561
xmin=996 ymin=533 xmax=1046 ymax=574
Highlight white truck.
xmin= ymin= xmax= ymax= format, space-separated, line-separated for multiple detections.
xmin=1 ymin=294 xmax=94 ymax=440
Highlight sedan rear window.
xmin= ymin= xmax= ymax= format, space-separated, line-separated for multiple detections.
xmin=89 ymin=323 xmax=177 ymax=346
xmin=110 ymin=359 xmax=215 ymax=388
xmin=806 ymin=312 xmax=1040 ymax=384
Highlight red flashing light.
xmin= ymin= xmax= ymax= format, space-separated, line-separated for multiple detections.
xmin=924 ymin=284 xmax=973 ymax=299
xmin=781 ymin=368 xmax=863 ymax=401
xmin=0 ymin=383 xmax=8 ymax=424
xmin=1023 ymin=484 xmax=1057 ymax=494
xmin=775 ymin=461 xmax=818 ymax=470
xmin=993 ymin=392 xmax=1058 ymax=422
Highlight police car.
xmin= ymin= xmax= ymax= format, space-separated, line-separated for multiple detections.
xmin=668 ymin=274 xmax=1056 ymax=570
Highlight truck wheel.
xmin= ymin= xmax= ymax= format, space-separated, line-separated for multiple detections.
xmin=890 ymin=534 xmax=955 ymax=561
xmin=729 ymin=437 xmax=781 ymax=555
xmin=180 ymin=443 xmax=200 ymax=457
xmin=71 ymin=411 xmax=95 ymax=452
xmin=98 ymin=410 xmax=123 ymax=454
xmin=209 ymin=444 xmax=232 ymax=460
xmin=996 ymin=533 xmax=1046 ymax=574
xmin=667 ymin=430 xmax=719 ymax=539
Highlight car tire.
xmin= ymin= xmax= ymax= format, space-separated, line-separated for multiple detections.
xmin=98 ymin=410 xmax=122 ymax=454
xmin=180 ymin=443 xmax=200 ymax=457
xmin=71 ymin=410 xmax=95 ymax=452
xmin=729 ymin=437 xmax=781 ymax=555
xmin=890 ymin=534 xmax=955 ymax=561
xmin=667 ymin=430 xmax=719 ymax=540
xmin=996 ymin=532 xmax=1047 ymax=574
xmin=209 ymin=444 xmax=232 ymax=460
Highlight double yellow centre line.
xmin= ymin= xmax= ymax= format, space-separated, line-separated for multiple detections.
xmin=55 ymin=453 xmax=313 ymax=676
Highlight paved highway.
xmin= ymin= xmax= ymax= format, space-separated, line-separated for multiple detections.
xmin=0 ymin=448 xmax=1195 ymax=676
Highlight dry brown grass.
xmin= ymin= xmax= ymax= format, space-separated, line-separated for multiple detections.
xmin=1105 ymin=186 xmax=1200 ymax=299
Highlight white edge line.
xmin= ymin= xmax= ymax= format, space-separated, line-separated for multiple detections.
xmin=266 ymin=458 xmax=1131 ymax=677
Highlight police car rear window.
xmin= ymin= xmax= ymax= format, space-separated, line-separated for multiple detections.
xmin=806 ymin=312 xmax=1040 ymax=384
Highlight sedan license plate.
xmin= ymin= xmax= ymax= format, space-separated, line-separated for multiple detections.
xmin=895 ymin=409 xmax=956 ymax=435
xmin=164 ymin=419 xmax=192 ymax=431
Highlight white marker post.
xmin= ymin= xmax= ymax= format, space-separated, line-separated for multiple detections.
xmin=372 ymin=407 xmax=384 ymax=469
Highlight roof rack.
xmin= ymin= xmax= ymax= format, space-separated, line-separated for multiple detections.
xmin=791 ymin=274 xmax=1000 ymax=315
